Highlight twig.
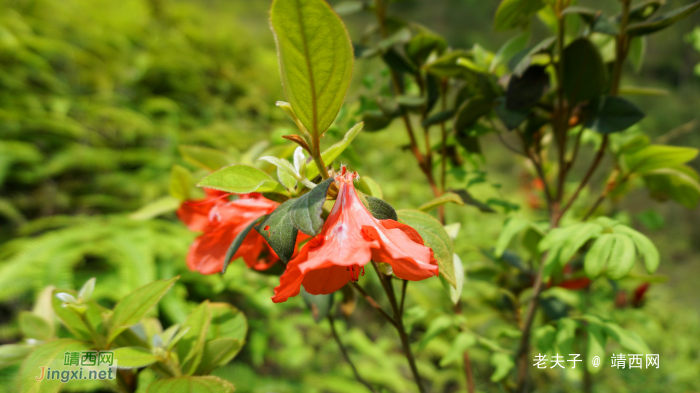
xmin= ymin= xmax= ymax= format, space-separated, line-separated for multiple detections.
xmin=328 ymin=315 xmax=378 ymax=393
xmin=399 ymin=279 xmax=408 ymax=317
xmin=351 ymin=281 xmax=397 ymax=328
xmin=559 ymin=135 xmax=609 ymax=219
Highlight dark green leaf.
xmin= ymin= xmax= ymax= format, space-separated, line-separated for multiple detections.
xmin=495 ymin=97 xmax=529 ymax=130
xmin=358 ymin=193 xmax=398 ymax=220
xmin=255 ymin=199 xmax=298 ymax=263
xmin=362 ymin=111 xmax=393 ymax=132
xmin=396 ymin=95 xmax=426 ymax=109
xmin=506 ymin=65 xmax=549 ymax=110
xmin=290 ymin=177 xmax=334 ymax=236
xmin=627 ymin=0 xmax=664 ymax=22
xmin=490 ymin=32 xmax=530 ymax=72
xmin=222 ymin=216 xmax=266 ymax=274
xmin=450 ymin=189 xmax=496 ymax=213
xmin=584 ymin=96 xmax=645 ymax=134
xmin=382 ymin=48 xmax=417 ymax=74
xmin=108 ymin=277 xmax=178 ymax=343
xmin=397 ymin=209 xmax=456 ymax=286
xmin=454 ymin=96 xmax=494 ymax=132
xmin=422 ymin=110 xmax=454 ymax=127
xmin=271 ymin=0 xmax=354 ymax=136
xmin=195 ymin=338 xmax=243 ymax=375
xmin=406 ymin=33 xmax=447 ymax=65
xmin=626 ymin=1 xmax=700 ymax=36
xmin=425 ymin=50 xmax=473 ymax=78
xmin=494 ymin=0 xmax=546 ymax=31
xmin=563 ymin=38 xmax=607 ymax=104
xmin=512 ymin=37 xmax=556 ymax=76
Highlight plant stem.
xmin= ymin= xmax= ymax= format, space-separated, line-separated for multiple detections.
xmin=399 ymin=279 xmax=408 ymax=316
xmin=351 ymin=281 xmax=397 ymax=327
xmin=311 ymin=135 xmax=330 ymax=180
xmin=558 ymin=136 xmax=608 ymax=218
xmin=79 ymin=312 xmax=106 ymax=350
xmin=372 ymin=264 xmax=426 ymax=393
xmin=328 ymin=314 xmax=378 ymax=393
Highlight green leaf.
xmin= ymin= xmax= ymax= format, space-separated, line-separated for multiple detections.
xmin=494 ymin=0 xmax=546 ymax=31
xmin=418 ymin=192 xmax=465 ymax=212
xmin=586 ymin=322 xmax=607 ymax=374
xmin=495 ymin=217 xmax=529 ymax=257
xmin=333 ymin=1 xmax=365 ymax=16
xmin=178 ymin=301 xmax=212 ymax=376
xmin=618 ymin=86 xmax=668 ymax=96
xmin=290 ymin=177 xmax=334 ymax=236
xmin=613 ymin=225 xmax=659 ymax=273
xmin=0 ymin=344 xmax=34 ymax=369
xmin=422 ymin=110 xmax=455 ymax=127
xmin=439 ymin=331 xmax=476 ymax=367
xmin=442 ymin=254 xmax=464 ymax=304
xmin=19 ymin=312 xmax=53 ymax=341
xmin=453 ymin=96 xmax=494 ymax=132
xmin=512 ymin=37 xmax=556 ymax=76
xmin=643 ymin=166 xmax=700 ymax=209
xmin=108 ymin=277 xmax=178 ymax=343
xmin=129 ymin=196 xmax=180 ymax=221
xmin=490 ymin=352 xmax=515 ymax=382
xmin=198 ymin=164 xmax=288 ymax=195
xmin=425 ymin=50 xmax=473 ymax=78
xmin=179 ymin=145 xmax=233 ymax=172
xmin=406 ymin=33 xmax=447 ymax=65
xmin=301 ymin=287 xmax=334 ymax=323
xmin=397 ymin=209 xmax=456 ymax=287
xmin=259 ymin=156 xmax=298 ymax=178
xmin=382 ymin=48 xmax=417 ymax=74
xmin=195 ymin=338 xmax=243 ymax=375
xmin=169 ymin=165 xmax=194 ymax=201
xmin=563 ymin=38 xmax=607 ymax=104
xmin=555 ymin=318 xmax=577 ymax=356
xmin=626 ymin=1 xmax=700 ymax=36
xmin=111 ymin=347 xmax=157 ymax=368
xmin=255 ymin=199 xmax=298 ymax=263
xmin=146 ymin=376 xmax=235 ymax=393
xmin=207 ymin=303 xmax=247 ymax=342
xmin=361 ymin=111 xmax=393 ymax=132
xmin=306 ymin=122 xmax=363 ymax=179
xmin=52 ymin=290 xmax=105 ymax=342
xmin=624 ymin=145 xmax=699 ymax=174
xmin=490 ymin=31 xmax=530 ymax=73
xmin=356 ymin=192 xmax=398 ymax=221
xmin=495 ymin=97 xmax=529 ymax=130
xmin=627 ymin=0 xmax=664 ymax=23
xmin=450 ymin=189 xmax=496 ymax=213
xmin=603 ymin=322 xmax=651 ymax=354
xmin=584 ymin=96 xmax=645 ymax=134
xmin=271 ymin=0 xmax=354 ymax=137
xmin=606 ymin=234 xmax=636 ymax=279
xmin=396 ymin=95 xmax=426 ymax=109
xmin=584 ymin=233 xmax=616 ymax=278
xmin=533 ymin=324 xmax=556 ymax=355
xmin=418 ymin=315 xmax=454 ymax=350
xmin=355 ymin=176 xmax=383 ymax=198
xmin=628 ymin=37 xmax=647 ymax=72
xmin=222 ymin=216 xmax=266 ymax=274
xmin=505 ymin=65 xmax=549 ymax=110
xmin=19 ymin=339 xmax=92 ymax=393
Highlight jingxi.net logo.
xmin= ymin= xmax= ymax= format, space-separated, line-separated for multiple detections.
xmin=35 ymin=351 xmax=117 ymax=383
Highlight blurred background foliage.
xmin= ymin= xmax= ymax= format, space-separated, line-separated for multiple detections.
xmin=0 ymin=0 xmax=698 ymax=392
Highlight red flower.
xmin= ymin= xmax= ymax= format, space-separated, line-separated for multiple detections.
xmin=179 ymin=192 xmax=281 ymax=274
xmin=177 ymin=189 xmax=229 ymax=231
xmin=271 ymin=170 xmax=438 ymax=303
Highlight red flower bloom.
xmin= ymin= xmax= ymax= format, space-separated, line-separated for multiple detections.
xmin=179 ymin=192 xmax=281 ymax=274
xmin=272 ymin=170 xmax=438 ymax=303
xmin=177 ymin=189 xmax=229 ymax=231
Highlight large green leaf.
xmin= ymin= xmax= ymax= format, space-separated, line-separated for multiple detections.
xmin=19 ymin=339 xmax=92 ymax=393
xmin=397 ymin=209 xmax=455 ymax=287
xmin=108 ymin=277 xmax=178 ymax=343
xmin=490 ymin=31 xmax=530 ymax=72
xmin=494 ymin=0 xmax=546 ymax=31
xmin=198 ymin=164 xmax=288 ymax=195
xmin=255 ymin=199 xmax=299 ymax=263
xmin=111 ymin=347 xmax=157 ymax=368
xmin=495 ymin=217 xmax=530 ymax=257
xmin=146 ymin=376 xmax=234 ymax=393
xmin=643 ymin=166 xmax=700 ymax=209
xmin=290 ymin=177 xmax=334 ymax=236
xmin=584 ymin=233 xmax=616 ymax=278
xmin=584 ymin=96 xmax=645 ymax=134
xmin=195 ymin=338 xmax=243 ymax=375
xmin=614 ymin=225 xmax=660 ymax=273
xmin=605 ymin=234 xmax=636 ymax=279
xmin=306 ymin=122 xmax=363 ymax=179
xmin=563 ymin=38 xmax=606 ymax=104
xmin=206 ymin=303 xmax=247 ymax=342
xmin=178 ymin=301 xmax=212 ymax=376
xmin=624 ymin=145 xmax=699 ymax=174
xmin=271 ymin=0 xmax=354 ymax=137
xmin=626 ymin=1 xmax=700 ymax=36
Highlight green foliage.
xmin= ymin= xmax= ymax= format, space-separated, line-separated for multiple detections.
xmin=198 ymin=165 xmax=289 ymax=195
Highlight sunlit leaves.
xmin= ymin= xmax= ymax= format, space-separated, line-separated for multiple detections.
xmin=146 ymin=376 xmax=235 ymax=393
xmin=397 ymin=209 xmax=456 ymax=287
xmin=110 ymin=347 xmax=157 ymax=368
xmin=624 ymin=145 xmax=698 ymax=174
xmin=198 ymin=164 xmax=288 ymax=195
xmin=271 ymin=0 xmax=354 ymax=137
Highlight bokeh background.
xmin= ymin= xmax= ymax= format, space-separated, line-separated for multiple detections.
xmin=0 ymin=0 xmax=699 ymax=391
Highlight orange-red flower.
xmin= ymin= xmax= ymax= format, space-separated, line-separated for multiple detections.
xmin=272 ymin=170 xmax=438 ymax=303
xmin=179 ymin=192 xmax=281 ymax=274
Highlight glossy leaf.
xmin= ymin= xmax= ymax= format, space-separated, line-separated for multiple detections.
xmin=255 ymin=199 xmax=298 ymax=263
xmin=290 ymin=177 xmax=333 ymax=236
xmin=625 ymin=145 xmax=699 ymax=174
xmin=198 ymin=164 xmax=287 ymax=195
xmin=563 ymin=38 xmax=606 ymax=104
xmin=271 ymin=0 xmax=354 ymax=137
xmin=306 ymin=122 xmax=363 ymax=179
xmin=613 ymin=225 xmax=660 ymax=273
xmin=111 ymin=347 xmax=157 ymax=368
xmin=584 ymin=96 xmax=645 ymax=134
xmin=108 ymin=278 xmax=178 ymax=343
xmin=146 ymin=376 xmax=235 ymax=393
xmin=397 ymin=209 xmax=456 ymax=286
xmin=626 ymin=1 xmax=700 ymax=36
